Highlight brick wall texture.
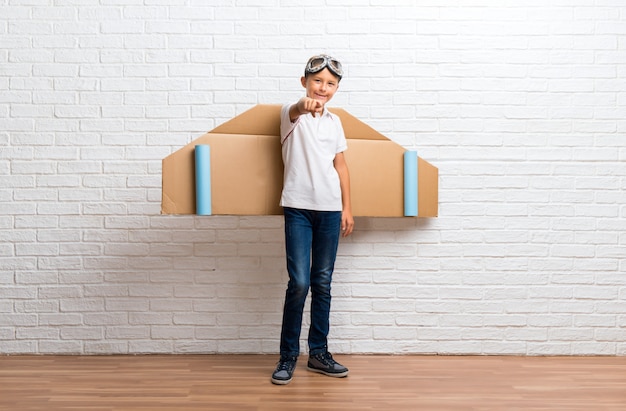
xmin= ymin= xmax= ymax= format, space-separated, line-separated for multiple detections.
xmin=1 ymin=0 xmax=625 ymax=355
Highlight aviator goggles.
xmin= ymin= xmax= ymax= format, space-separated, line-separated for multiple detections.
xmin=305 ymin=55 xmax=343 ymax=80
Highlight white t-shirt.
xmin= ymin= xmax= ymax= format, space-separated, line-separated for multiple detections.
xmin=279 ymin=103 xmax=348 ymax=211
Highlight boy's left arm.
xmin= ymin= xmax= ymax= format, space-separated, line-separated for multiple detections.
xmin=334 ymin=152 xmax=354 ymax=237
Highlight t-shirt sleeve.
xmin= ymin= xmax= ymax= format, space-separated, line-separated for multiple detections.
xmin=280 ymin=103 xmax=298 ymax=144
xmin=335 ymin=117 xmax=348 ymax=153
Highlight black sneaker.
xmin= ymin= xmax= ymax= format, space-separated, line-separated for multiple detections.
xmin=307 ymin=352 xmax=349 ymax=378
xmin=271 ymin=356 xmax=297 ymax=385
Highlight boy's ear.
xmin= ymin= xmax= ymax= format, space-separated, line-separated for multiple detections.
xmin=300 ymin=76 xmax=307 ymax=88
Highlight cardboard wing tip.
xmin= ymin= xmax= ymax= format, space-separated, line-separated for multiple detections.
xmin=417 ymin=157 xmax=438 ymax=218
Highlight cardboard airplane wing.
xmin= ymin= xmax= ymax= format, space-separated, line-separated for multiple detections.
xmin=161 ymin=104 xmax=437 ymax=217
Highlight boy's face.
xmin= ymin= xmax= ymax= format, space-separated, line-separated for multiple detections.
xmin=300 ymin=67 xmax=340 ymax=108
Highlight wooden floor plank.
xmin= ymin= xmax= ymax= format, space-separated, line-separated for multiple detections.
xmin=0 ymin=355 xmax=625 ymax=410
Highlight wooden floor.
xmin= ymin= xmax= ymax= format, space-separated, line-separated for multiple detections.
xmin=1 ymin=355 xmax=625 ymax=411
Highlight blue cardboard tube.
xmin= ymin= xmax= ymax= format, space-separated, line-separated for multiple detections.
xmin=403 ymin=150 xmax=418 ymax=217
xmin=195 ymin=145 xmax=212 ymax=215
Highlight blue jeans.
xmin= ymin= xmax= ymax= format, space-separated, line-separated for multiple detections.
xmin=280 ymin=207 xmax=341 ymax=359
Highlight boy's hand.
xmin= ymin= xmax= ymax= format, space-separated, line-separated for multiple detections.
xmin=297 ymin=97 xmax=324 ymax=116
xmin=341 ymin=210 xmax=354 ymax=237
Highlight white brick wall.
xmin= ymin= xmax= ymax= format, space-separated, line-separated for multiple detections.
xmin=1 ymin=1 xmax=625 ymax=356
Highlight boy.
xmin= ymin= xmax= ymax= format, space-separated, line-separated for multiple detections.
xmin=271 ymin=54 xmax=354 ymax=385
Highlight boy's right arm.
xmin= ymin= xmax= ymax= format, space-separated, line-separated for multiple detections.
xmin=289 ymin=97 xmax=324 ymax=122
